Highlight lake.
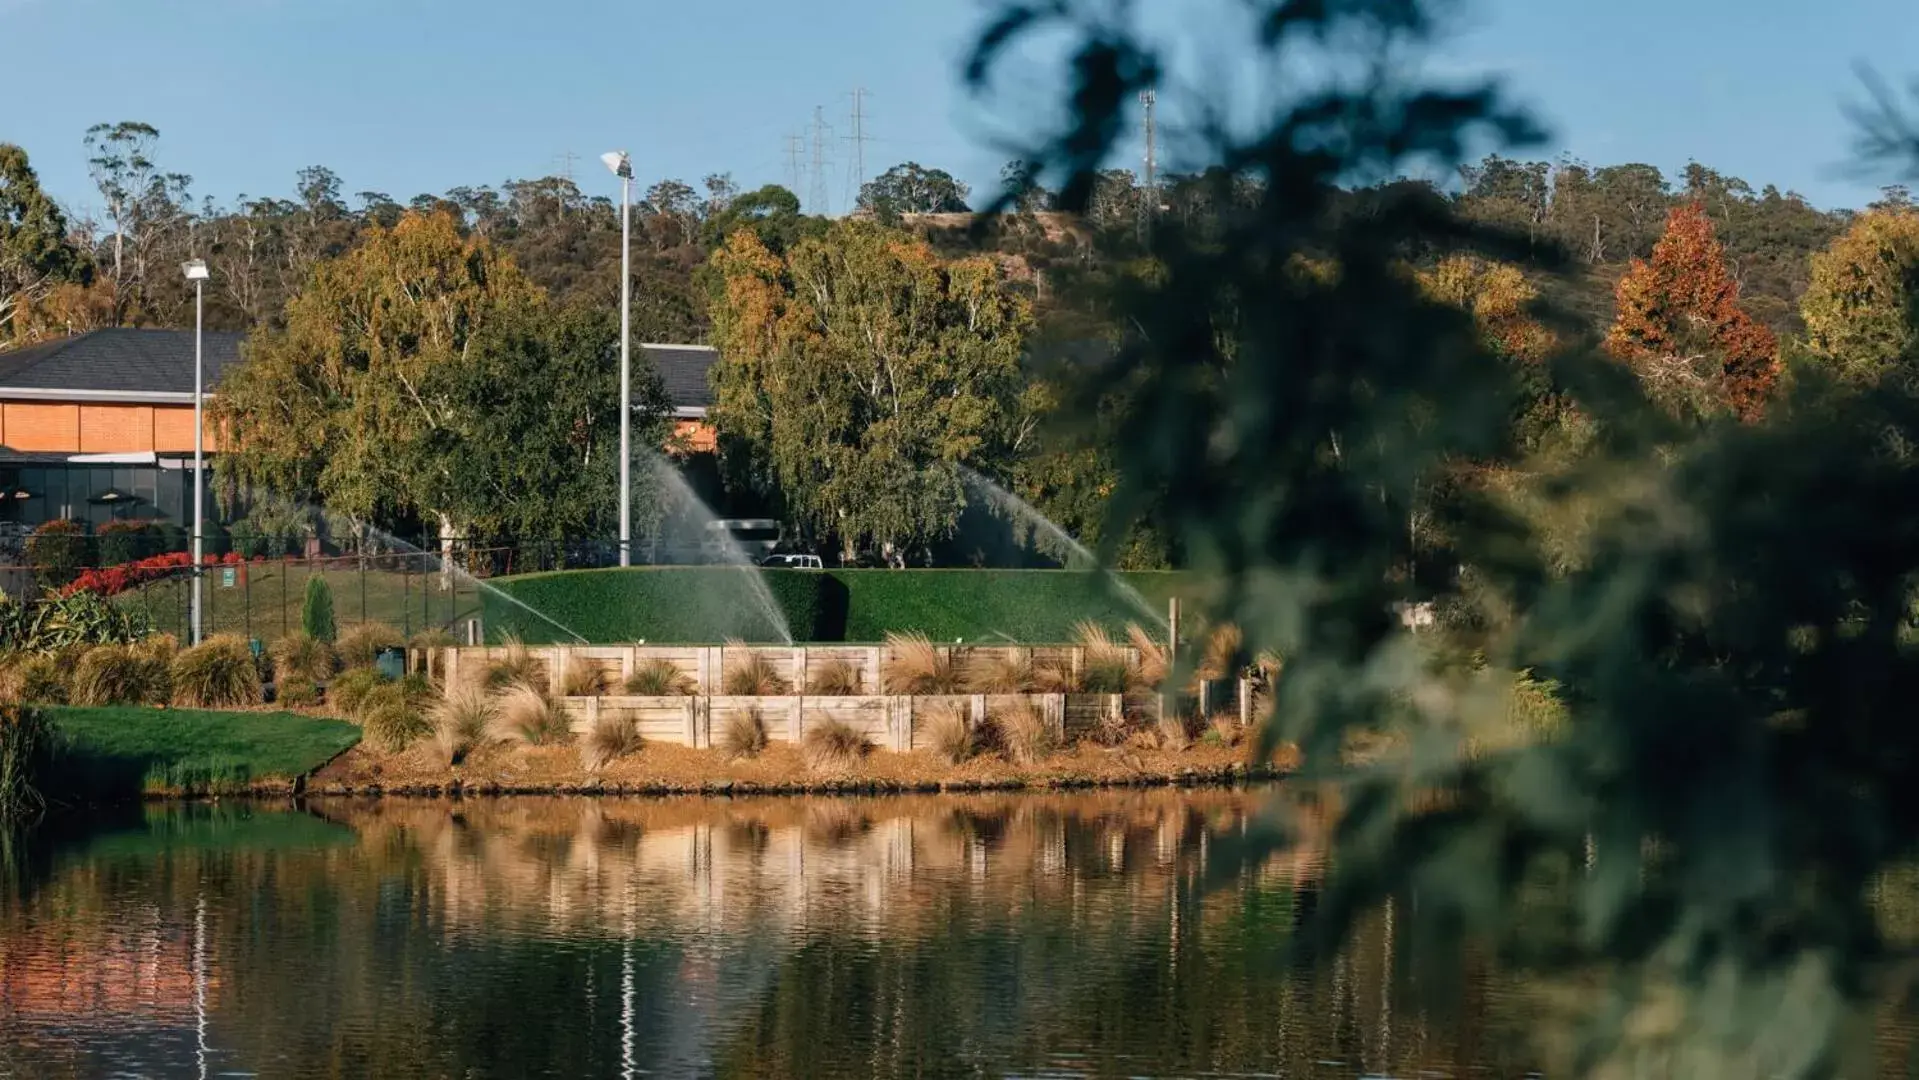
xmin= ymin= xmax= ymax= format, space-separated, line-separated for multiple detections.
xmin=1 ymin=787 xmax=1911 ymax=1078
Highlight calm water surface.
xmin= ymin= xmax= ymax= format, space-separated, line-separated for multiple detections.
xmin=0 ymin=787 xmax=1906 ymax=1079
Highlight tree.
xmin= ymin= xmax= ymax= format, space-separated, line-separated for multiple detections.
xmin=698 ymin=185 xmax=820 ymax=254
xmin=1799 ymin=207 xmax=1919 ymax=383
xmin=0 ymin=144 xmax=86 ymax=347
xmin=423 ymin=303 xmax=671 ymax=541
xmin=301 ymin=575 xmax=336 ymax=643
xmin=857 ymin=162 xmax=972 ymax=220
xmin=83 ymin=121 xmax=193 ymax=323
xmin=1606 ymin=203 xmax=1779 ymax=421
xmin=213 ymin=213 xmax=546 ymax=551
xmin=708 ymin=222 xmax=1032 ymax=560
xmin=1416 ymin=256 xmax=1561 ymax=448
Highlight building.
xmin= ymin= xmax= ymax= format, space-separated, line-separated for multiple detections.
xmin=0 ymin=331 xmax=724 ymax=536
xmin=645 ymin=343 xmax=719 ymax=453
xmin=0 ymin=328 xmax=240 ymax=533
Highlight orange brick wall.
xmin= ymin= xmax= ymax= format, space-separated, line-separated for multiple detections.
xmin=671 ymin=418 xmax=716 ymax=453
xmin=0 ymin=401 xmax=218 ymax=454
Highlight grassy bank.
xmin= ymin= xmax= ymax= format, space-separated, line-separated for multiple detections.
xmin=47 ymin=707 xmax=361 ymax=800
xmin=484 ymin=567 xmax=1195 ymax=644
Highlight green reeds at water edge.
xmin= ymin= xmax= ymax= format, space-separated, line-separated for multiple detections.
xmin=0 ymin=704 xmax=53 ymax=821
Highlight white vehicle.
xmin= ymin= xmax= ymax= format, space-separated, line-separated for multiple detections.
xmin=760 ymin=553 xmax=823 ymax=570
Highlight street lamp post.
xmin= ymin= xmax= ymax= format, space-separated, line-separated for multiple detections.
xmin=181 ymin=259 xmax=209 ymax=644
xmin=601 ymin=151 xmax=634 ymax=567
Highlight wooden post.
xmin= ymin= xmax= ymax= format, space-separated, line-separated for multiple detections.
xmin=444 ymin=647 xmax=460 ymax=688
xmin=1044 ymin=693 xmax=1065 ymax=743
xmin=699 ymin=646 xmax=718 ymax=697
xmin=867 ymin=646 xmax=882 ymax=698
xmin=970 ymin=694 xmax=987 ymax=735
xmin=585 ymin=694 xmax=601 ymax=733
xmin=1238 ymin=678 xmax=1253 ymax=728
xmin=794 ymin=646 xmax=809 ymax=695
xmin=1108 ymin=693 xmax=1124 ymax=728
xmin=789 ymin=697 xmax=803 ymax=742
xmin=696 ymin=697 xmax=711 ymax=749
xmin=898 ymin=696 xmax=915 ymax=751
xmin=621 ymin=645 xmax=636 ymax=687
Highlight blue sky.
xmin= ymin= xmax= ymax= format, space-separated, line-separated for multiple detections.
xmin=4 ymin=0 xmax=1917 ymax=221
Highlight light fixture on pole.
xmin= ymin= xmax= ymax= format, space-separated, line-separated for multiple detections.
xmin=602 ymin=150 xmax=634 ymax=568
xmin=182 ymin=258 xmax=209 ymax=645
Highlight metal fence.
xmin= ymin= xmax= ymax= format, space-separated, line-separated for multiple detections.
xmin=7 ymin=534 xmax=793 ymax=646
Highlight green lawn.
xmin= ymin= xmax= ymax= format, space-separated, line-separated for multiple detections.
xmin=46 ymin=706 xmax=361 ymax=800
xmin=117 ymin=561 xmax=484 ymax=643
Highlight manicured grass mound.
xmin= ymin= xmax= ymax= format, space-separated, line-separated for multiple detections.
xmin=46 ymin=706 xmax=361 ymax=799
xmin=483 ymin=567 xmax=1191 ymax=644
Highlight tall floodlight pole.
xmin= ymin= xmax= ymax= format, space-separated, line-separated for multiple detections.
xmin=602 ymin=151 xmax=634 ymax=567
xmin=182 ymin=259 xmax=209 ymax=644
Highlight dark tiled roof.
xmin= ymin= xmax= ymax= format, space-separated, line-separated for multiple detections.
xmin=0 ymin=329 xmax=246 ymax=396
xmin=643 ymin=344 xmax=718 ymax=411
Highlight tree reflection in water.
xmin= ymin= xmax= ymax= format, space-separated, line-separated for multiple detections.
xmin=1 ymin=792 xmax=1912 ymax=1078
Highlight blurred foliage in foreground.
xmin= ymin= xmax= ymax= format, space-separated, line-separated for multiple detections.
xmin=971 ymin=0 xmax=1919 ymax=1074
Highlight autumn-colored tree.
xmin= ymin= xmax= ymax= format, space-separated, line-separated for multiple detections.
xmin=1799 ymin=207 xmax=1919 ymax=383
xmin=708 ymin=221 xmax=1032 ymax=561
xmin=1605 ymin=203 xmax=1778 ymax=420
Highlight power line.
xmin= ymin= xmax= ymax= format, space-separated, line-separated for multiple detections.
xmin=808 ymin=106 xmax=833 ymax=216
xmin=554 ymin=150 xmax=580 ymax=185
xmin=844 ymin=87 xmax=871 ymax=211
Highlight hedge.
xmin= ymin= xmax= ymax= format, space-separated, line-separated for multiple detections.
xmin=482 ymin=567 xmax=1191 ymax=644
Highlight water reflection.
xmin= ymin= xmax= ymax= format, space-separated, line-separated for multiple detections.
xmin=0 ymin=788 xmax=1858 ymax=1078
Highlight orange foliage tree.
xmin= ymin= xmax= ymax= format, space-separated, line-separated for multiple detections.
xmin=1605 ymin=203 xmax=1778 ymax=421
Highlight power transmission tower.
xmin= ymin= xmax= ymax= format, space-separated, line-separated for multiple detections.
xmin=1138 ymin=89 xmax=1157 ymax=244
xmin=844 ymin=87 xmax=871 ymax=210
xmin=554 ymin=150 xmax=579 ymax=184
xmin=784 ymin=134 xmax=806 ymax=197
xmin=808 ymin=106 xmax=833 ymax=216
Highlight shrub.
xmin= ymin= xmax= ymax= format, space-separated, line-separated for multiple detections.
xmin=480 ymin=635 xmax=542 ymax=690
xmin=9 ymin=654 xmax=69 ymax=704
xmin=1195 ymin=623 xmax=1245 ymax=681
xmin=409 ymin=627 xmax=458 ymax=651
xmin=301 ymin=576 xmax=337 ymax=643
xmin=492 ymin=682 xmax=570 ymax=745
xmin=1156 ymin=711 xmax=1193 ymax=752
xmin=624 ymin=658 xmax=695 ymax=696
xmin=1125 ymin=623 xmax=1169 ymax=690
xmin=335 ymin=622 xmax=403 ymax=670
xmin=359 ymin=683 xmax=432 ymax=752
xmin=882 ymin=632 xmax=964 ymax=695
xmin=972 ymin=652 xmax=1035 ymax=693
xmin=581 ymin=715 xmax=642 ymax=770
xmin=95 ymin=520 xmax=154 ymax=567
xmin=802 ymin=717 xmax=869 ymax=773
xmin=990 ymin=698 xmax=1055 ymax=766
xmin=276 ymin=679 xmax=322 ymax=707
xmin=171 ymin=635 xmax=263 ymax=708
xmin=805 ymin=658 xmax=862 ymax=696
xmin=335 ymin=621 xmax=402 ymax=671
xmin=922 ymin=702 xmax=973 ymax=765
xmin=66 ymin=551 xmax=193 ymax=598
xmin=72 ymin=644 xmax=165 ymax=706
xmin=328 ymin=667 xmax=388 ymax=718
xmin=719 ymin=708 xmax=767 ymax=759
xmin=722 ymin=648 xmax=789 ymax=696
xmin=558 ymin=654 xmax=606 ymax=697
xmin=1076 ymin=621 xmax=1135 ymax=694
xmin=431 ymin=681 xmax=497 ymax=765
xmin=27 ymin=520 xmax=88 ymax=589
xmin=271 ymin=632 xmax=337 ymax=685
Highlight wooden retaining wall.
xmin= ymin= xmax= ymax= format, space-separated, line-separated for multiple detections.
xmin=436 ymin=643 xmax=1137 ymax=699
xmin=553 ymin=691 xmax=1096 ymax=750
